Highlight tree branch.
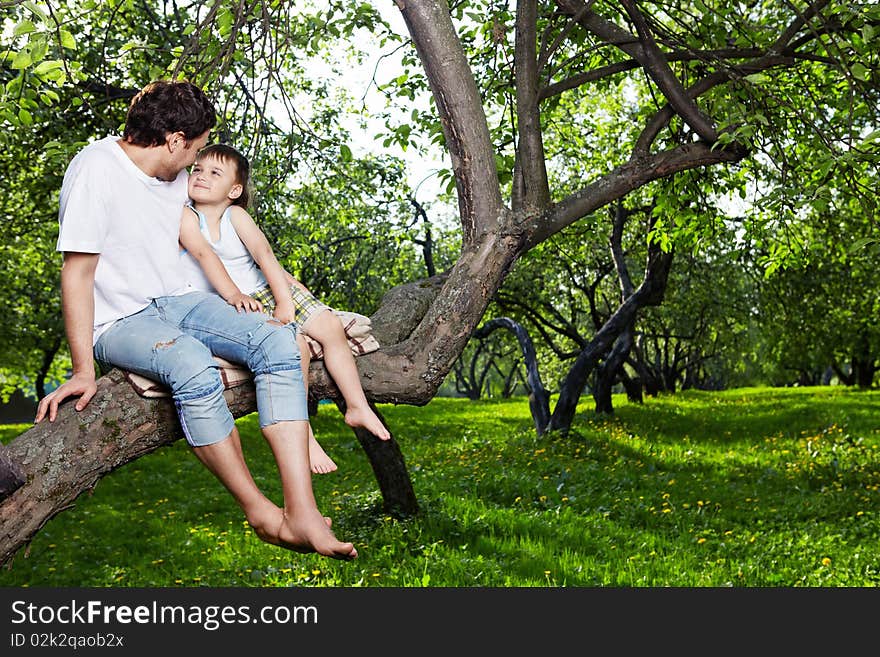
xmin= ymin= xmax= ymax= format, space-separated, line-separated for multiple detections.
xmin=512 ymin=0 xmax=551 ymax=213
xmin=523 ymin=140 xmax=748 ymax=250
xmin=396 ymin=0 xmax=505 ymax=244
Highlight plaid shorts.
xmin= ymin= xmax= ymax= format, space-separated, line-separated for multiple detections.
xmin=251 ymin=284 xmax=331 ymax=329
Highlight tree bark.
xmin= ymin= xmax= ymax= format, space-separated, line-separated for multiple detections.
xmin=335 ymin=400 xmax=418 ymax=517
xmin=1 ymin=369 xmax=190 ymax=565
xmin=593 ymin=326 xmax=635 ymax=414
xmin=0 ymin=444 xmax=25 ymax=500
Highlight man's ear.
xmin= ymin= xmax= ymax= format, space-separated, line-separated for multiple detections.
xmin=228 ymin=184 xmax=243 ymax=200
xmin=167 ymin=131 xmax=185 ymax=152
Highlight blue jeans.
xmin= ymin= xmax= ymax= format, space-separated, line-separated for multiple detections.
xmin=94 ymin=291 xmax=308 ymax=446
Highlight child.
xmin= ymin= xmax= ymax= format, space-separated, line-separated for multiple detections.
xmin=179 ymin=143 xmax=391 ymax=473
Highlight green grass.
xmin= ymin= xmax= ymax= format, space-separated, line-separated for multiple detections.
xmin=2 ymin=386 xmax=879 ymax=587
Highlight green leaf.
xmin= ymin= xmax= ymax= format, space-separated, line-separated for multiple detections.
xmin=22 ymin=1 xmax=49 ymax=23
xmin=10 ymin=50 xmax=32 ymax=70
xmin=847 ymin=237 xmax=876 ymax=254
xmin=744 ymin=73 xmax=769 ymax=85
xmin=32 ymin=60 xmax=62 ymax=76
xmin=59 ymin=30 xmax=76 ymax=50
xmin=340 ymin=144 xmax=352 ymax=162
xmin=18 ymin=109 xmax=33 ymax=126
xmin=851 ymin=63 xmax=870 ymax=82
xmin=13 ymin=20 xmax=37 ymax=36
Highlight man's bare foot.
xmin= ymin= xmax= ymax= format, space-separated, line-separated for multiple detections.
xmin=247 ymin=504 xmax=332 ymax=545
xmin=273 ymin=509 xmax=357 ymax=560
xmin=309 ymin=435 xmax=338 ymax=474
xmin=344 ymin=405 xmax=391 ymax=440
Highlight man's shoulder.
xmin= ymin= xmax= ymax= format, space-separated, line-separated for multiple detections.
xmin=68 ymin=137 xmax=122 ymax=171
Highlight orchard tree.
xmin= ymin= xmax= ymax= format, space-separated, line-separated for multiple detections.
xmin=1 ymin=0 xmax=877 ymax=564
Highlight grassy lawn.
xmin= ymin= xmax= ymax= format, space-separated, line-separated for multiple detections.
xmin=1 ymin=386 xmax=879 ymax=587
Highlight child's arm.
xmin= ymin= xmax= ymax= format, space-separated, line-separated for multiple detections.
xmin=179 ymin=208 xmax=263 ymax=313
xmin=282 ymin=269 xmax=311 ymax=293
xmin=228 ymin=206 xmax=298 ymax=324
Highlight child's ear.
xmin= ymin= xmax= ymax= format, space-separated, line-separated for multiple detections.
xmin=228 ymin=184 xmax=243 ymax=200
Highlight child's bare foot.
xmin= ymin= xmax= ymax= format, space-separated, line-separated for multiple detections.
xmin=344 ymin=405 xmax=391 ymax=440
xmin=309 ymin=435 xmax=338 ymax=474
xmin=274 ymin=509 xmax=357 ymax=560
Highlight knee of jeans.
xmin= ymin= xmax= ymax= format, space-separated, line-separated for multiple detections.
xmin=158 ymin=338 xmax=223 ymax=401
xmin=246 ymin=321 xmax=300 ymax=375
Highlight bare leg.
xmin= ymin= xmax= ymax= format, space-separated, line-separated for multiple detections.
xmin=297 ymin=333 xmax=337 ymax=474
xmin=302 ymin=310 xmax=391 ymax=440
xmin=262 ymin=419 xmax=357 ymax=560
xmin=190 ymin=425 xmax=284 ymax=543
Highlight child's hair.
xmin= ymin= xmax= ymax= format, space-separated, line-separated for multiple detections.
xmin=123 ymin=80 xmax=216 ymax=147
xmin=195 ymin=143 xmax=252 ymax=208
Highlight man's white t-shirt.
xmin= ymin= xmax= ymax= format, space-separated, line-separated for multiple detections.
xmin=57 ymin=136 xmax=192 ymax=344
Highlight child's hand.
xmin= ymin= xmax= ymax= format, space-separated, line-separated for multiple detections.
xmin=228 ymin=293 xmax=263 ymax=313
xmin=273 ymin=301 xmax=297 ymax=325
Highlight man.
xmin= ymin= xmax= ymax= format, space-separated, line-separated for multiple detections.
xmin=35 ymin=80 xmax=356 ymax=560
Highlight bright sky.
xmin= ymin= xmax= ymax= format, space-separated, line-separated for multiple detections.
xmin=318 ymin=4 xmax=449 ymax=209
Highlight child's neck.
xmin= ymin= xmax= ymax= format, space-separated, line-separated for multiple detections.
xmin=191 ymin=200 xmax=231 ymax=222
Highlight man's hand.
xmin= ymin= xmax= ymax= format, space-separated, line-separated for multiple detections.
xmin=228 ymin=292 xmax=263 ymax=313
xmin=34 ymin=372 xmax=98 ymax=423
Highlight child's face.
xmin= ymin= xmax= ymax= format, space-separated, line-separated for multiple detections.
xmin=188 ymin=155 xmax=242 ymax=205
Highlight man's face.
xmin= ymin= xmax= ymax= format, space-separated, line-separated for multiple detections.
xmin=178 ymin=130 xmax=211 ymax=170
xmin=160 ymin=130 xmax=210 ymax=180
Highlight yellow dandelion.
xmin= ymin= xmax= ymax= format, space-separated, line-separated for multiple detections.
xmin=697 ymin=537 xmax=706 ymax=544
xmin=821 ymin=557 xmax=831 ymax=566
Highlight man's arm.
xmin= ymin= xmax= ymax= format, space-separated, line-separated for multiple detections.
xmin=35 ymin=252 xmax=100 ymax=422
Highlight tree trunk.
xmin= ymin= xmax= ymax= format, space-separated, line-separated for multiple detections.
xmin=474 ymin=317 xmax=551 ymax=435
xmin=620 ymin=370 xmax=644 ymax=404
xmin=334 ymin=400 xmax=417 ymax=517
xmin=35 ymin=337 xmax=62 ymax=401
xmin=549 ymin=247 xmax=673 ymax=433
xmin=593 ymin=326 xmax=635 ymax=414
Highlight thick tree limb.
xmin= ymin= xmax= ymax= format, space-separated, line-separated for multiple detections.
xmin=397 ymin=0 xmax=505 ymax=244
xmin=523 ymin=140 xmax=748 ymax=250
xmin=0 ymin=444 xmax=25 ymax=500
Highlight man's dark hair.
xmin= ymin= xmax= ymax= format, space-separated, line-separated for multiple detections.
xmin=123 ymin=80 xmax=216 ymax=147
xmin=195 ymin=143 xmax=252 ymax=208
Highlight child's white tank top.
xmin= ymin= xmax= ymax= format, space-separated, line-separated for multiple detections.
xmin=180 ymin=205 xmax=268 ymax=295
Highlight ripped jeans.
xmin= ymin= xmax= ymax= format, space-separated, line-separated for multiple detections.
xmin=94 ymin=291 xmax=307 ymax=447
